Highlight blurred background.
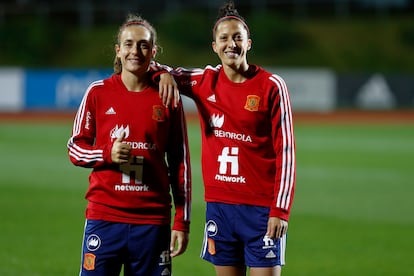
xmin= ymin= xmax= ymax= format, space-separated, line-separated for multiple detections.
xmin=0 ymin=0 xmax=413 ymax=112
xmin=1 ymin=1 xmax=414 ymax=276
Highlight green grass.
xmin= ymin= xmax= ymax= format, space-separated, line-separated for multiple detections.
xmin=284 ymin=123 xmax=414 ymax=275
xmin=0 ymin=119 xmax=413 ymax=275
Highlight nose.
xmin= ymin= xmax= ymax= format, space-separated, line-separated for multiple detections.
xmin=131 ymin=44 xmax=139 ymax=54
xmin=227 ymin=38 xmax=236 ymax=48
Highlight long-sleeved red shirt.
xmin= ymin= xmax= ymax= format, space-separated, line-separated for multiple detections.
xmin=67 ymin=74 xmax=191 ymax=232
xmin=162 ymin=64 xmax=295 ymax=221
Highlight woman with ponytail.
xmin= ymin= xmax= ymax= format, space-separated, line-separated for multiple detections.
xmin=68 ymin=13 xmax=191 ymax=275
xmin=158 ymin=2 xmax=296 ymax=275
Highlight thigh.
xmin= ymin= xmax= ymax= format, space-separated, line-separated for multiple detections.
xmin=238 ymin=205 xmax=286 ymax=267
xmin=215 ymin=265 xmax=246 ymax=276
xmin=80 ymin=219 xmax=126 ymax=275
xmin=245 ymin=232 xmax=287 ymax=268
xmin=201 ymin=202 xmax=244 ymax=266
xmin=250 ymin=266 xmax=281 ymax=276
xmin=124 ymin=224 xmax=171 ymax=276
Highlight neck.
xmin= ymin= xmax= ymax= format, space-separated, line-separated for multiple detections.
xmin=121 ymin=71 xmax=149 ymax=92
xmin=223 ymin=63 xmax=251 ymax=83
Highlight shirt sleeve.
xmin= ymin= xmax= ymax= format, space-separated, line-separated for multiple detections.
xmin=149 ymin=61 xmax=201 ymax=98
xmin=269 ymin=75 xmax=296 ymax=221
xmin=148 ymin=61 xmax=169 ymax=82
xmin=166 ymin=99 xmax=192 ymax=232
xmin=67 ymin=83 xmax=113 ymax=168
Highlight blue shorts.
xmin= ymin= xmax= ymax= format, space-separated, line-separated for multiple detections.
xmin=201 ymin=202 xmax=287 ymax=267
xmin=79 ymin=220 xmax=171 ymax=276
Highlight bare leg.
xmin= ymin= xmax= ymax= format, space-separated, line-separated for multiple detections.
xmin=215 ymin=265 xmax=246 ymax=276
xmin=249 ymin=265 xmax=281 ymax=276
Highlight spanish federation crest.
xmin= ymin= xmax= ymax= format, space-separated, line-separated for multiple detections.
xmin=244 ymin=95 xmax=260 ymax=111
xmin=83 ymin=253 xmax=96 ymax=271
xmin=152 ymin=105 xmax=165 ymax=121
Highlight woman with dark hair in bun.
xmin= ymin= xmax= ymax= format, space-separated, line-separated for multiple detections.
xmin=158 ymin=1 xmax=296 ymax=275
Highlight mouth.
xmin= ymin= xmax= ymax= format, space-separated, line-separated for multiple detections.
xmin=128 ymin=58 xmax=142 ymax=65
xmin=224 ymin=51 xmax=239 ymax=58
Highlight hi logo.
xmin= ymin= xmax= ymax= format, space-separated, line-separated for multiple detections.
xmin=218 ymin=147 xmax=239 ymax=175
xmin=215 ymin=147 xmax=246 ymax=183
xmin=262 ymin=235 xmax=276 ymax=249
xmin=159 ymin=250 xmax=171 ymax=265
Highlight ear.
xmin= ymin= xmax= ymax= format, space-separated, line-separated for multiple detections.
xmin=247 ymin=39 xmax=252 ymax=51
xmin=152 ymin=46 xmax=157 ymax=59
xmin=115 ymin=44 xmax=121 ymax=57
xmin=212 ymin=41 xmax=218 ymax=53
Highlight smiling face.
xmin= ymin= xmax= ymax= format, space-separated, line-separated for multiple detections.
xmin=115 ymin=25 xmax=156 ymax=76
xmin=212 ymin=19 xmax=251 ymax=71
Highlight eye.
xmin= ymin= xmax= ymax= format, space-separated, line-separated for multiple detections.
xmin=219 ymin=35 xmax=227 ymax=41
xmin=124 ymin=41 xmax=133 ymax=48
xmin=235 ymin=34 xmax=243 ymax=41
xmin=140 ymin=42 xmax=150 ymax=49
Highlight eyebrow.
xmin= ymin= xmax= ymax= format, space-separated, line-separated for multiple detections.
xmin=218 ymin=31 xmax=244 ymax=37
xmin=123 ymin=39 xmax=152 ymax=44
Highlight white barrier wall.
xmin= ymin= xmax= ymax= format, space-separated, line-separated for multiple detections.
xmin=0 ymin=67 xmax=412 ymax=112
xmin=270 ymin=68 xmax=336 ymax=112
xmin=0 ymin=68 xmax=24 ymax=111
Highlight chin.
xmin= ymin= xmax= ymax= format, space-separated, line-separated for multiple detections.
xmin=222 ymin=60 xmax=239 ymax=67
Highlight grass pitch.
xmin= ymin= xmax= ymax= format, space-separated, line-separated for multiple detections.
xmin=0 ymin=116 xmax=413 ymax=275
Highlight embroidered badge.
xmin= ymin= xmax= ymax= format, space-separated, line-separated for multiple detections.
xmin=152 ymin=105 xmax=165 ymax=121
xmin=207 ymin=238 xmax=216 ymax=255
xmin=83 ymin=253 xmax=96 ymax=271
xmin=244 ymin=95 xmax=260 ymax=111
xmin=206 ymin=220 xmax=218 ymax=236
xmin=86 ymin=234 xmax=101 ymax=251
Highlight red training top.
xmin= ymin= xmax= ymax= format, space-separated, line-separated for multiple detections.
xmin=162 ymin=63 xmax=295 ymax=221
xmin=67 ymin=74 xmax=192 ymax=232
